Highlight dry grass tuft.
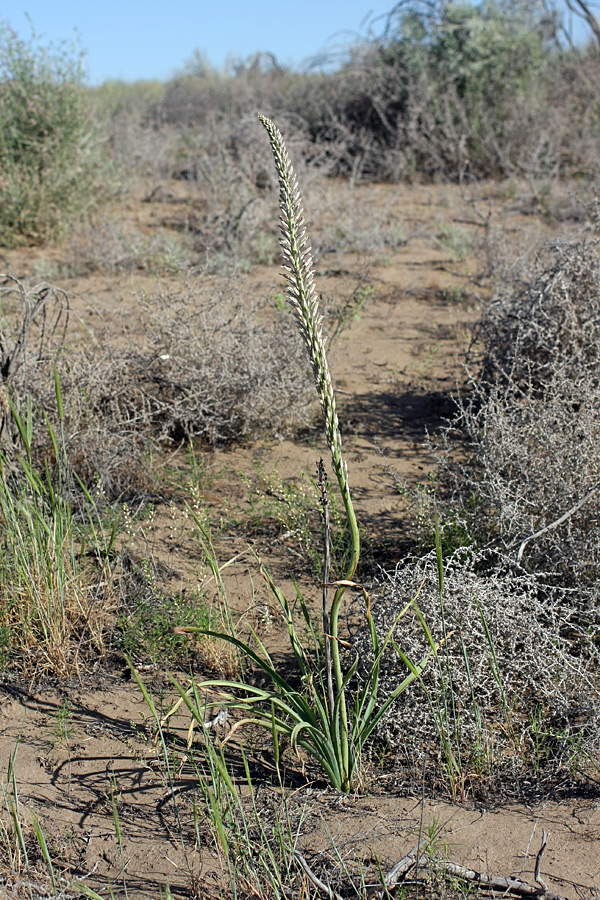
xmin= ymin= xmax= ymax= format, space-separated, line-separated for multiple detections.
xmin=0 ymin=538 xmax=114 ymax=678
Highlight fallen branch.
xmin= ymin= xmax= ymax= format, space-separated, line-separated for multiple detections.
xmin=293 ymin=850 xmax=344 ymax=900
xmin=516 ymin=484 xmax=600 ymax=563
xmin=535 ymin=829 xmax=550 ymax=894
xmin=442 ymin=859 xmax=565 ymax=900
xmin=368 ymin=831 xmax=567 ymax=900
xmin=366 ymin=840 xmax=428 ymax=898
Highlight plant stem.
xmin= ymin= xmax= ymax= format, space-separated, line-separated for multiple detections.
xmin=317 ymin=459 xmax=335 ymax=719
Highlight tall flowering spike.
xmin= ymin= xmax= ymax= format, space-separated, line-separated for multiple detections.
xmin=260 ymin=115 xmax=360 ymax=791
xmin=258 ymin=115 xmax=354 ymax=524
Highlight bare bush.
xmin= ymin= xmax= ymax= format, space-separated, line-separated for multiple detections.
xmin=94 ymin=82 xmax=178 ymax=183
xmin=478 ymin=240 xmax=600 ymax=381
xmin=0 ymin=275 xmax=69 ymax=449
xmin=438 ymin=241 xmax=600 ymax=584
xmin=310 ymin=180 xmax=407 ymax=258
xmin=290 ymin=3 xmax=600 ymax=185
xmin=14 ymin=278 xmax=314 ymax=499
xmin=68 ymin=217 xmax=194 ymax=274
xmin=351 ymin=549 xmax=600 ymax=795
xmin=99 ymin=111 xmax=328 ymax=269
xmin=162 ymin=114 xmax=328 ymax=266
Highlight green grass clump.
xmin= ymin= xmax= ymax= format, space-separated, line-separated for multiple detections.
xmin=0 ymin=380 xmax=115 ymax=677
xmin=0 ymin=21 xmax=105 ymax=245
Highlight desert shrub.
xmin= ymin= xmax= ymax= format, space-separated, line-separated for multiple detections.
xmin=310 ymin=180 xmax=407 ymax=257
xmin=352 ymin=549 xmax=600 ymax=795
xmin=9 ymin=278 xmax=314 ymax=500
xmin=68 ymin=217 xmax=194 ymax=274
xmin=99 ymin=94 xmax=327 ymax=266
xmin=84 ymin=4 xmax=600 ymax=193
xmin=439 ymin=240 xmax=600 ymax=585
xmin=551 ymin=46 xmax=600 ymax=179
xmin=169 ymin=114 xmax=280 ymax=260
xmin=0 ymin=22 xmax=106 ymax=245
xmin=151 ymin=113 xmax=328 ymax=267
xmin=478 ymin=239 xmax=600 ymax=382
xmin=89 ymin=78 xmax=165 ymax=121
xmin=290 ymin=0 xmax=587 ymax=182
xmin=87 ymin=79 xmax=182 ymax=184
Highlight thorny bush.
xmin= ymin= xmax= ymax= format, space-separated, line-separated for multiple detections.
xmin=1 ymin=276 xmax=314 ymax=501
xmin=351 ymin=548 xmax=600 ymax=797
xmin=439 ymin=241 xmax=600 ymax=587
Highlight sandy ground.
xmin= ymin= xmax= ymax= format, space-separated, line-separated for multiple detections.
xmin=1 ymin=179 xmax=598 ymax=898
xmin=1 ymin=681 xmax=598 ymax=898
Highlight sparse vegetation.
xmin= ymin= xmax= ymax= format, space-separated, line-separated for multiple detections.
xmin=1 ymin=4 xmax=600 ymax=897
xmin=239 ymin=463 xmax=353 ymax=578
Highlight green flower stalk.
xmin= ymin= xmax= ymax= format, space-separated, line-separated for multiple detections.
xmin=258 ymin=116 xmax=360 ymax=582
xmin=259 ymin=115 xmax=359 ymax=785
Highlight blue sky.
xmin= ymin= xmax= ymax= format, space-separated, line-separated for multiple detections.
xmin=4 ymin=1 xmax=395 ymax=84
xmin=4 ymin=1 xmax=592 ymax=85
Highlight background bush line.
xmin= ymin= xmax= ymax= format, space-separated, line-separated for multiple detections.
xmin=3 ymin=1 xmax=600 ymax=248
xmin=93 ymin=0 xmax=600 ymax=184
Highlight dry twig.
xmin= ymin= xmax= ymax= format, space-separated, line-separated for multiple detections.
xmin=293 ymin=850 xmax=344 ymax=900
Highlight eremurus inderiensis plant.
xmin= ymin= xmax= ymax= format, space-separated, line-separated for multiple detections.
xmin=258 ymin=113 xmax=359 ymax=778
xmin=158 ymin=116 xmax=429 ymax=793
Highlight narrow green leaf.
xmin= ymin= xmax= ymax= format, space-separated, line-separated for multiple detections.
xmin=32 ymin=811 xmax=56 ymax=894
xmin=53 ymin=366 xmax=64 ymax=422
